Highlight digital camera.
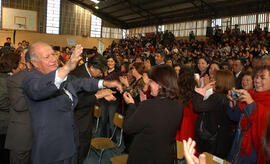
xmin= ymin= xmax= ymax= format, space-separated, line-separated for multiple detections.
xmin=230 ymin=90 xmax=242 ymax=99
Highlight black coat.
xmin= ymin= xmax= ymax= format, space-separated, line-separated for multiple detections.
xmin=192 ymin=92 xmax=234 ymax=159
xmin=124 ymin=96 xmax=183 ymax=164
xmin=70 ymin=65 xmax=97 ymax=138
xmin=5 ymin=70 xmax=32 ymax=151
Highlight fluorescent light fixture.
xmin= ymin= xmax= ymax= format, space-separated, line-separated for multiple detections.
xmin=91 ymin=0 xmax=99 ymax=4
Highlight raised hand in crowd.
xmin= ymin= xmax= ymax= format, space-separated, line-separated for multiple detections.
xmin=103 ymin=80 xmax=123 ymax=93
xmin=95 ymin=89 xmax=116 ymax=101
xmin=203 ymin=74 xmax=210 ymax=86
xmin=66 ymin=44 xmax=83 ymax=71
xmin=183 ymin=138 xmax=206 ymax=164
xmin=139 ymin=90 xmax=147 ymax=102
xmin=119 ymin=76 xmax=129 ymax=87
xmin=227 ymin=89 xmax=237 ymax=108
xmin=58 ymin=44 xmax=83 ymax=79
xmin=202 ymin=81 xmax=215 ymax=91
xmin=123 ymin=92 xmax=135 ymax=104
xmin=142 ymin=72 xmax=150 ymax=92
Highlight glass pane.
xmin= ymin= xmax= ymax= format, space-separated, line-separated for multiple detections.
xmin=46 ymin=0 xmax=60 ymax=34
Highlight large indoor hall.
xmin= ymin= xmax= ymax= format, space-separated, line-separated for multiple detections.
xmin=1 ymin=0 xmax=270 ymax=164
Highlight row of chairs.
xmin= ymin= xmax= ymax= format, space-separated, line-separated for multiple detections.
xmin=90 ymin=105 xmax=231 ymax=164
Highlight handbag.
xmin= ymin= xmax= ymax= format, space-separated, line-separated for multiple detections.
xmin=196 ymin=112 xmax=218 ymax=141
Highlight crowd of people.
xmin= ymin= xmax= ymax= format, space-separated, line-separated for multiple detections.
xmin=0 ymin=24 xmax=270 ymax=164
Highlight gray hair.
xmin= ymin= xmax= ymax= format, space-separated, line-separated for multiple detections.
xmin=28 ymin=42 xmax=51 ymax=62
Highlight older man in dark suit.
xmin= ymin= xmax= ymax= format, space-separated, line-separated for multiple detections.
xmin=22 ymin=42 xmax=122 ymax=164
xmin=70 ymin=54 xmax=108 ymax=164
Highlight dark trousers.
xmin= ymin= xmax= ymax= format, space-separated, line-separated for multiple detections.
xmin=0 ymin=134 xmax=9 ymax=164
xmin=77 ymin=131 xmax=91 ymax=164
xmin=10 ymin=150 xmax=31 ymax=164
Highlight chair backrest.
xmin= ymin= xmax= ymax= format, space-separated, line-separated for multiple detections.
xmin=176 ymin=141 xmax=184 ymax=159
xmin=113 ymin=113 xmax=124 ymax=129
xmin=203 ymin=152 xmax=231 ymax=164
xmin=93 ymin=105 xmax=101 ymax=118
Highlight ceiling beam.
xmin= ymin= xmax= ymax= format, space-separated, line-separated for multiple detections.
xmin=126 ymin=0 xmax=270 ymax=28
xmin=125 ymin=0 xmax=161 ymax=23
xmin=67 ymin=0 xmax=127 ymax=28
xmin=98 ymin=0 xmax=122 ymax=10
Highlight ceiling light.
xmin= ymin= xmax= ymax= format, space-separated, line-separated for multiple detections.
xmin=91 ymin=0 xmax=99 ymax=4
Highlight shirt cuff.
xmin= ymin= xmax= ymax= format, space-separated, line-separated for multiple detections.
xmin=55 ymin=69 xmax=67 ymax=89
xmin=98 ymin=80 xmax=105 ymax=89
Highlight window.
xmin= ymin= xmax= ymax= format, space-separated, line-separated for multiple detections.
xmin=0 ymin=0 xmax=2 ymax=28
xmin=46 ymin=0 xmax=60 ymax=34
xmin=90 ymin=14 xmax=101 ymax=37
xmin=158 ymin=25 xmax=164 ymax=32
xmin=211 ymin=18 xmax=221 ymax=28
xmin=123 ymin=29 xmax=127 ymax=39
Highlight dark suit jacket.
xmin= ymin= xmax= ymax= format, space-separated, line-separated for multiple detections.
xmin=0 ymin=73 xmax=10 ymax=134
xmin=5 ymin=69 xmax=32 ymax=151
xmin=22 ymin=69 xmax=99 ymax=164
xmin=70 ymin=65 xmax=97 ymax=142
xmin=123 ymin=96 xmax=183 ymax=164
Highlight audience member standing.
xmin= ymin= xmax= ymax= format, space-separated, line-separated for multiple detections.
xmin=193 ymin=70 xmax=235 ymax=159
xmin=99 ymin=55 xmax=122 ymax=137
xmin=0 ymin=51 xmax=22 ymax=163
xmin=123 ymin=64 xmax=183 ymax=164
xmin=233 ymin=58 xmax=245 ymax=89
xmin=175 ymin=67 xmax=198 ymax=142
xmin=69 ymin=54 xmax=113 ymax=164
xmin=227 ymin=66 xmax=270 ymax=164
xmin=5 ymin=51 xmax=32 ymax=164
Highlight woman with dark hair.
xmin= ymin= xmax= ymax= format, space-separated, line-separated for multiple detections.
xmin=192 ymin=70 xmax=235 ymax=159
xmin=195 ymin=57 xmax=210 ymax=88
xmin=120 ymin=62 xmax=145 ymax=103
xmin=175 ymin=67 xmax=198 ymax=142
xmin=98 ymin=54 xmax=122 ymax=137
xmin=0 ymin=51 xmax=21 ymax=163
xmin=123 ymin=64 xmax=183 ymax=164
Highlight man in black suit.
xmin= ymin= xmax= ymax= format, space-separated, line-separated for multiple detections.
xmin=70 ymin=54 xmax=108 ymax=164
xmin=5 ymin=50 xmax=32 ymax=164
xmin=233 ymin=58 xmax=245 ymax=89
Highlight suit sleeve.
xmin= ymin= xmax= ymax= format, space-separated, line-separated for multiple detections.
xmin=123 ymin=103 xmax=148 ymax=134
xmin=22 ymin=70 xmax=59 ymax=101
xmin=68 ymin=77 xmax=99 ymax=93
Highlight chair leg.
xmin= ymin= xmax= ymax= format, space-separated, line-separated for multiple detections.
xmin=98 ymin=149 xmax=105 ymax=164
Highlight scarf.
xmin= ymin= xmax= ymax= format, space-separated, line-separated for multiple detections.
xmin=238 ymin=89 xmax=270 ymax=164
